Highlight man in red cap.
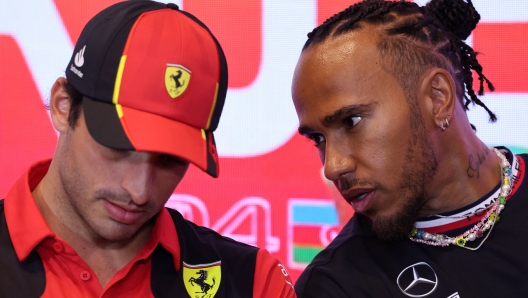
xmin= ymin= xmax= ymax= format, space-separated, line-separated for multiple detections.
xmin=0 ymin=1 xmax=295 ymax=297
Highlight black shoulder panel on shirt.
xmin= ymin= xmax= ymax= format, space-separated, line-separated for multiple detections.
xmin=151 ymin=207 xmax=258 ymax=298
xmin=0 ymin=200 xmax=45 ymax=298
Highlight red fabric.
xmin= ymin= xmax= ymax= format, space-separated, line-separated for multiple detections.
xmin=4 ymin=160 xmax=296 ymax=298
xmin=117 ymin=9 xmax=219 ymax=128
xmin=253 ymin=249 xmax=297 ymax=297
xmin=4 ymin=159 xmax=179 ymax=298
xmin=120 ymin=105 xmax=208 ymax=172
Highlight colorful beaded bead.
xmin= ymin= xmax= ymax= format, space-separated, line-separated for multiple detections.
xmin=489 ymin=213 xmax=496 ymax=222
xmin=416 ymin=230 xmax=424 ymax=239
xmin=409 ymin=147 xmax=513 ymax=250
xmin=456 ymin=237 xmax=466 ymax=247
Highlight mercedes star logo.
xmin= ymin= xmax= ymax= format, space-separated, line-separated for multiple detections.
xmin=396 ymin=262 xmax=438 ymax=297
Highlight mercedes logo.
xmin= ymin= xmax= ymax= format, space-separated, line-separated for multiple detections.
xmin=396 ymin=262 xmax=438 ymax=297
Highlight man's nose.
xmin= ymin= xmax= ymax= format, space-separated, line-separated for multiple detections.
xmin=121 ymin=153 xmax=155 ymax=206
xmin=323 ymin=140 xmax=357 ymax=182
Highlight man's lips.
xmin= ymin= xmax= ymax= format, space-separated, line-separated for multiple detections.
xmin=103 ymin=200 xmax=145 ymax=225
xmin=341 ymin=188 xmax=376 ymax=214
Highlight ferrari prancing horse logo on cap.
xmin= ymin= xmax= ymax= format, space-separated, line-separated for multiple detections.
xmin=165 ymin=64 xmax=191 ymax=99
xmin=183 ymin=261 xmax=221 ymax=298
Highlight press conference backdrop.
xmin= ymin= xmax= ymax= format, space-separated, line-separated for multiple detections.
xmin=1 ymin=0 xmax=527 ymax=282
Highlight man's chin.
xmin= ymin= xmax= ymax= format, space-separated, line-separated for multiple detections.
xmin=365 ymin=212 xmax=417 ymax=242
xmin=91 ymin=221 xmax=147 ymax=243
xmin=95 ymin=229 xmax=137 ymax=243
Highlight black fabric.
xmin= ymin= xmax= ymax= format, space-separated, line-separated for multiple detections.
xmin=0 ymin=203 xmax=257 ymax=297
xmin=66 ymin=0 xmax=166 ymax=102
xmin=151 ymin=208 xmax=257 ymax=298
xmin=83 ymin=96 xmax=135 ymax=150
xmin=0 ymin=200 xmax=45 ymax=298
xmin=295 ymin=154 xmax=528 ymax=298
xmin=205 ymin=131 xmax=219 ymax=177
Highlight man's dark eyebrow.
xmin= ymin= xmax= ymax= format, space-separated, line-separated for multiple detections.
xmin=323 ymin=103 xmax=376 ymax=126
xmin=297 ymin=103 xmax=376 ymax=136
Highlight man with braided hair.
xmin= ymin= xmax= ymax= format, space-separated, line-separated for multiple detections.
xmin=292 ymin=0 xmax=528 ymax=297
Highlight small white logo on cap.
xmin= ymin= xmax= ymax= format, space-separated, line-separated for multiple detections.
xmin=74 ymin=45 xmax=86 ymax=67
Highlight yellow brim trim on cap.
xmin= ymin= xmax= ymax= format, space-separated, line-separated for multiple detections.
xmin=205 ymin=83 xmax=219 ymax=129
xmin=113 ymin=55 xmax=127 ymax=118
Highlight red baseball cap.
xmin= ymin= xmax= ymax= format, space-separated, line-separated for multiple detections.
xmin=66 ymin=1 xmax=227 ymax=177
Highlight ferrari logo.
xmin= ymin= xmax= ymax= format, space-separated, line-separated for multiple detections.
xmin=183 ymin=261 xmax=221 ymax=298
xmin=165 ymin=64 xmax=191 ymax=99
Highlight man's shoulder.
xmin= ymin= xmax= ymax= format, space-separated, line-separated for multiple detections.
xmin=510 ymin=152 xmax=528 ymax=198
xmin=303 ymin=214 xmax=368 ymax=263
xmin=516 ymin=152 xmax=528 ymax=169
xmin=0 ymin=197 xmax=46 ymax=297
xmin=153 ymin=208 xmax=262 ymax=297
xmin=165 ymin=207 xmax=259 ymax=254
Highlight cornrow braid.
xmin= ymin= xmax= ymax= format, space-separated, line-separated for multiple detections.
xmin=304 ymin=0 xmax=496 ymax=125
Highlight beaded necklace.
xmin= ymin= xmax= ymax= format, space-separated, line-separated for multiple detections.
xmin=409 ymin=147 xmax=513 ymax=250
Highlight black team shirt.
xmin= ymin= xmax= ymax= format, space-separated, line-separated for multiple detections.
xmin=295 ymin=148 xmax=528 ymax=298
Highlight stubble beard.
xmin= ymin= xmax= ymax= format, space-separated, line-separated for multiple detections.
xmin=56 ymin=134 xmax=103 ymax=241
xmin=56 ymin=131 xmax=138 ymax=243
xmin=368 ymin=96 xmax=439 ymax=242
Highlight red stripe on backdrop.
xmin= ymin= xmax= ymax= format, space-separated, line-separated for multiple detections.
xmin=317 ymin=0 xmax=361 ymax=26
xmin=184 ymin=0 xmax=261 ymax=88
xmin=318 ymin=0 xmax=424 ymax=27
xmin=0 ymin=36 xmax=58 ymax=197
xmin=293 ymin=225 xmax=322 ymax=246
xmin=473 ymin=23 xmax=528 ymax=93
xmin=293 ymin=224 xmax=341 ymax=247
xmin=53 ymin=0 xmax=123 ymax=44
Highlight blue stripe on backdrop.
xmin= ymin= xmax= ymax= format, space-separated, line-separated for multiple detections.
xmin=292 ymin=203 xmax=339 ymax=225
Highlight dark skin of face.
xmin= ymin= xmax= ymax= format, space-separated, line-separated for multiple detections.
xmin=291 ymin=26 xmax=502 ymax=241
xmin=33 ymin=77 xmax=190 ymax=287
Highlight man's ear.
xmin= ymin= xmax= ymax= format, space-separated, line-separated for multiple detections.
xmin=417 ymin=68 xmax=456 ymax=130
xmin=49 ymin=78 xmax=71 ymax=133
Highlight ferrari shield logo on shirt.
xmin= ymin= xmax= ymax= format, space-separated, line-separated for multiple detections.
xmin=183 ymin=261 xmax=221 ymax=298
xmin=165 ymin=64 xmax=191 ymax=99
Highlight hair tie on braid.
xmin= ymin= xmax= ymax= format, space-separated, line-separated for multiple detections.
xmin=424 ymin=0 xmax=480 ymax=40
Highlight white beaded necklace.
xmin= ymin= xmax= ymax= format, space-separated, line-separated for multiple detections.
xmin=409 ymin=147 xmax=513 ymax=251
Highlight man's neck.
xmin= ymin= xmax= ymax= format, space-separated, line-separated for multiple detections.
xmin=419 ymin=141 xmax=503 ymax=217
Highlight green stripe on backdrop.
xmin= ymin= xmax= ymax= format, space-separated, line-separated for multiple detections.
xmin=508 ymin=146 xmax=528 ymax=155
xmin=293 ymin=246 xmax=324 ymax=263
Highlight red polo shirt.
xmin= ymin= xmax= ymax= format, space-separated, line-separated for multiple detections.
xmin=4 ymin=160 xmax=296 ymax=297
